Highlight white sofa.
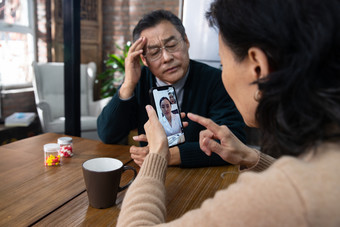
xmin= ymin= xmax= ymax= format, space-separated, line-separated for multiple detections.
xmin=32 ymin=61 xmax=110 ymax=140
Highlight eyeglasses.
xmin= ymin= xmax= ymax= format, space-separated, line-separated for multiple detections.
xmin=144 ymin=38 xmax=184 ymax=62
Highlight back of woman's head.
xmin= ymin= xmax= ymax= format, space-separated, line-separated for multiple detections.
xmin=207 ymin=0 xmax=340 ymax=157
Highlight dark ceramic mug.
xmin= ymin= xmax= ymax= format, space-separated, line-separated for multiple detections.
xmin=82 ymin=157 xmax=137 ymax=209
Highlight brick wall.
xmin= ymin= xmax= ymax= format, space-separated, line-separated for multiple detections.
xmin=33 ymin=0 xmax=179 ymax=101
xmin=7 ymin=0 xmax=179 ymax=120
xmin=36 ymin=0 xmax=180 ymax=66
xmin=36 ymin=0 xmax=51 ymax=62
xmin=102 ymin=0 xmax=180 ymax=62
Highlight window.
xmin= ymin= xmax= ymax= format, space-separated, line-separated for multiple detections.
xmin=0 ymin=0 xmax=35 ymax=89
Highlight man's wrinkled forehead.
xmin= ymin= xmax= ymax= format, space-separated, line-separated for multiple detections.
xmin=146 ymin=35 xmax=177 ymax=49
xmin=140 ymin=21 xmax=181 ymax=47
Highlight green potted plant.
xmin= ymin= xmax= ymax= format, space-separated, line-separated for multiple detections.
xmin=97 ymin=41 xmax=131 ymax=98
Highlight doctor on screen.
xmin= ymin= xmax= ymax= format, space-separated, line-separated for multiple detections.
xmin=158 ymin=97 xmax=182 ymax=136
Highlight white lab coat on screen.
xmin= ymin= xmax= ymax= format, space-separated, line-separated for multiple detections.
xmin=159 ymin=113 xmax=182 ymax=137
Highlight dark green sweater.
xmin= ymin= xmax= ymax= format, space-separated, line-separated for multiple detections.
xmin=97 ymin=60 xmax=246 ymax=167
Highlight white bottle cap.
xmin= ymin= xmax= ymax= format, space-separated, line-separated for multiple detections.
xmin=58 ymin=137 xmax=73 ymax=145
xmin=44 ymin=143 xmax=60 ymax=152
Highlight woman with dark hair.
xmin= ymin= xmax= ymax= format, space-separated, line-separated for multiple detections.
xmin=159 ymin=97 xmax=182 ymax=136
xmin=117 ymin=0 xmax=340 ymax=226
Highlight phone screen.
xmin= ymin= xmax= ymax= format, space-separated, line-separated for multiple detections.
xmin=149 ymin=86 xmax=185 ymax=147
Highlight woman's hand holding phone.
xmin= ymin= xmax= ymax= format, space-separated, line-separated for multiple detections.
xmin=149 ymin=86 xmax=186 ymax=147
xmin=130 ymin=112 xmax=188 ymax=167
xmin=143 ymin=105 xmax=169 ymax=161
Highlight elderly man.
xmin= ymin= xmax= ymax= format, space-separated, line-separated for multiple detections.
xmin=97 ymin=9 xmax=245 ymax=168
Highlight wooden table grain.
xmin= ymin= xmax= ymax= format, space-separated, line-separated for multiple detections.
xmin=0 ymin=133 xmax=240 ymax=226
xmin=34 ymin=162 xmax=239 ymax=226
xmin=0 ymin=133 xmax=132 ymax=226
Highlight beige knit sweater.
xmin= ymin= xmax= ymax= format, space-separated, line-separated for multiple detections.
xmin=117 ymin=142 xmax=340 ymax=226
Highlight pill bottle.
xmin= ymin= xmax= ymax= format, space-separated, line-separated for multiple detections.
xmin=44 ymin=143 xmax=61 ymax=166
xmin=58 ymin=137 xmax=73 ymax=157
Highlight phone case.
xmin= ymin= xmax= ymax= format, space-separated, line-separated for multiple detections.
xmin=149 ymin=85 xmax=185 ymax=147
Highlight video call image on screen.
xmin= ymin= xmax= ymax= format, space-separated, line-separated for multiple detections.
xmin=152 ymin=87 xmax=185 ymax=147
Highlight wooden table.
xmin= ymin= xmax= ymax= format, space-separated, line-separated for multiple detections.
xmin=0 ymin=133 xmax=239 ymax=226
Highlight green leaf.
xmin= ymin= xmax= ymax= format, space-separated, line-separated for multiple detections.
xmin=97 ymin=41 xmax=132 ymax=98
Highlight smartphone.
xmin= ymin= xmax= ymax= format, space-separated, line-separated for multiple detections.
xmin=149 ymin=85 xmax=185 ymax=147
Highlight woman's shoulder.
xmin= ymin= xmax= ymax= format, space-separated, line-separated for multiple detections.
xmin=237 ymin=147 xmax=340 ymax=205
xmin=272 ymin=142 xmax=340 ymax=175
